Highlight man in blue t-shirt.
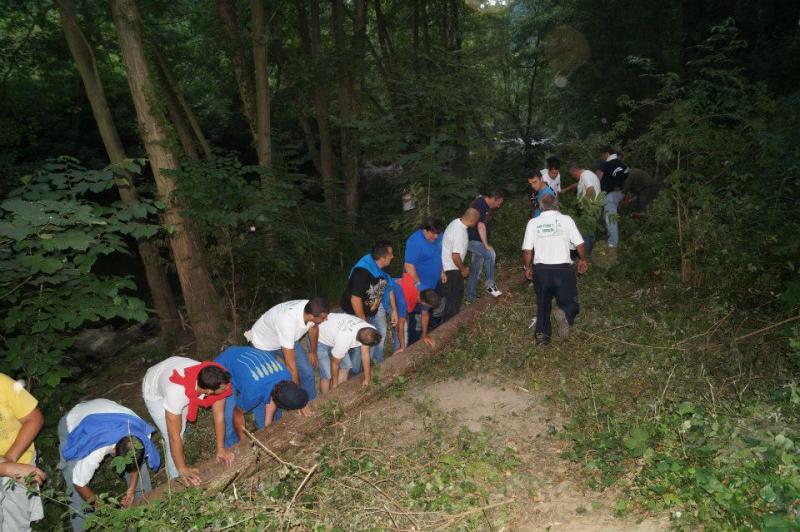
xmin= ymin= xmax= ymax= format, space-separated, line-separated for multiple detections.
xmin=466 ymin=189 xmax=505 ymax=301
xmin=215 ymin=346 xmax=309 ymax=448
xmin=528 ymin=171 xmax=556 ymax=218
xmin=403 ymin=217 xmax=444 ymax=342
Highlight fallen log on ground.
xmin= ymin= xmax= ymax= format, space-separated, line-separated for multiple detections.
xmin=139 ymin=271 xmax=526 ymax=501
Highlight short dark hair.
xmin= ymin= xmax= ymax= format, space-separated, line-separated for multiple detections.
xmin=540 ymin=193 xmax=557 ymax=211
xmin=197 ymin=366 xmax=231 ymax=390
xmin=419 ymin=289 xmax=441 ymax=308
xmin=115 ymin=436 xmax=145 ymax=474
xmin=601 ymin=145 xmax=615 ymax=154
xmin=546 ymin=156 xmax=561 ymax=170
xmin=421 ymin=217 xmax=444 ymax=233
xmin=356 ymin=327 xmax=382 ymax=346
xmin=271 ymin=380 xmax=309 ymax=410
xmin=486 ymin=188 xmax=505 ymax=199
xmin=304 ymin=297 xmax=330 ymax=317
xmin=371 ymin=241 xmax=393 ymax=260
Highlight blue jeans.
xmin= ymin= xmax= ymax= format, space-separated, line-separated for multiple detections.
xmin=269 ymin=341 xmax=317 ymax=402
xmin=221 ymin=392 xmax=282 ymax=448
xmin=466 ymin=240 xmax=496 ymax=300
xmin=367 ymin=305 xmax=387 ymax=364
xmin=604 ymin=191 xmax=624 ymax=246
xmin=533 ymin=263 xmax=579 ymax=340
xmin=58 ymin=416 xmax=151 ymax=531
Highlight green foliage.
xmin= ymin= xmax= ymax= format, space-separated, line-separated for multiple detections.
xmin=0 ymin=157 xmax=155 ymax=399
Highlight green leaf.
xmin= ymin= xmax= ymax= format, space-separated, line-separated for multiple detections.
xmin=0 ymin=221 xmax=32 ymax=241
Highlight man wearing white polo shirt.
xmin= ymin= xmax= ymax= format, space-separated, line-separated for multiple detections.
xmin=246 ymin=298 xmax=329 ymax=401
xmin=522 ymin=194 xmax=588 ymax=344
xmin=316 ymin=313 xmax=381 ymax=391
xmin=439 ymin=207 xmax=481 ymax=322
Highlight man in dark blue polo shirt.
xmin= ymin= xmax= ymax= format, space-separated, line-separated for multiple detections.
xmin=466 ymin=189 xmax=504 ymax=301
xmin=597 ymin=146 xmax=629 ymax=248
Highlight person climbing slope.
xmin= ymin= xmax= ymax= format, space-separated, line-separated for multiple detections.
xmin=142 ymin=357 xmax=233 ymax=486
xmin=58 ymin=398 xmax=160 ymax=530
xmin=215 ymin=346 xmax=309 ymax=448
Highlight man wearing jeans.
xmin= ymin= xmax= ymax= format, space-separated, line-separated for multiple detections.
xmin=440 ymin=208 xmax=481 ymax=321
xmin=466 ymin=189 xmax=505 ymax=301
xmin=597 ymin=146 xmax=629 ymax=248
xmin=246 ymin=298 xmax=329 ymax=401
xmin=522 ymin=194 xmax=589 ymax=344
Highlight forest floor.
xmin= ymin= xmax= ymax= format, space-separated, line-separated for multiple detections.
xmin=66 ymin=242 xmax=797 ymax=531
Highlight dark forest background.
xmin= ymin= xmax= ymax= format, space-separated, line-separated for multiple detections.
xmin=1 ymin=2 xmax=800 ymax=526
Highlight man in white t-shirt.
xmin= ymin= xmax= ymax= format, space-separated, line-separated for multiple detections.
xmin=541 ymin=156 xmax=562 ymax=193
xmin=245 ymin=297 xmax=329 ymax=402
xmin=563 ymin=164 xmax=601 ymax=199
xmin=316 ymin=313 xmax=381 ymax=391
xmin=142 ymin=357 xmax=233 ymax=486
xmin=58 ymin=398 xmax=160 ymax=531
xmin=440 ymin=207 xmax=481 ymax=322
xmin=522 ymin=194 xmax=589 ymax=344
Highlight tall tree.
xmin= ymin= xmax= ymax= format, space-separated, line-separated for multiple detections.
xmin=54 ymin=0 xmax=181 ymax=340
xmin=332 ymin=0 xmax=366 ymax=226
xmin=251 ymin=0 xmax=272 ymax=173
xmin=215 ymin=0 xmax=257 ymax=136
xmin=111 ymin=0 xmax=226 ymax=356
xmin=296 ymin=0 xmax=336 ymax=208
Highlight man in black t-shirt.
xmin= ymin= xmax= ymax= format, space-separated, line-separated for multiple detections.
xmin=596 ymin=146 xmax=629 ymax=248
xmin=341 ymin=241 xmax=398 ymax=367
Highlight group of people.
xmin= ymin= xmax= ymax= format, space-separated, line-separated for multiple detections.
xmin=523 ymin=147 xmax=657 ymax=343
xmin=0 ymin=148 xmax=656 ymax=530
xmin=0 ymin=197 xmax=511 ymax=530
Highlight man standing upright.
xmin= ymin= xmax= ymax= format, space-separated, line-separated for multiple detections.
xmin=597 ymin=146 xmax=629 ymax=248
xmin=522 ymin=194 xmax=588 ymax=344
xmin=441 ymin=207 xmax=481 ymax=321
xmin=466 ymin=189 xmax=504 ymax=301
xmin=528 ymin=172 xmax=557 ymax=219
xmin=341 ymin=242 xmax=399 ymax=365
xmin=247 ymin=298 xmax=330 ymax=401
xmin=0 ymin=373 xmax=45 ymax=531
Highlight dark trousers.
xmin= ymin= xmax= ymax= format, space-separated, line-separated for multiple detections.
xmin=438 ymin=270 xmax=464 ymax=323
xmin=533 ymin=263 xmax=579 ymax=339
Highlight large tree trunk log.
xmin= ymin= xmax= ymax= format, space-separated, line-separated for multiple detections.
xmin=112 ymin=0 xmax=226 ymax=356
xmin=55 ymin=0 xmax=181 ymax=340
xmin=139 ymin=271 xmax=525 ymax=501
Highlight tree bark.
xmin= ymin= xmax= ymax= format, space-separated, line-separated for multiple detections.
xmin=296 ymin=0 xmax=336 ymax=208
xmin=215 ymin=0 xmax=257 ymax=136
xmin=332 ymin=0 xmax=363 ymax=227
xmin=153 ymin=48 xmax=214 ymax=159
xmin=155 ymin=58 xmax=199 ymax=160
xmin=55 ymin=0 xmax=181 ymax=340
xmin=251 ymin=0 xmax=272 ymax=175
xmin=111 ymin=0 xmax=226 ymax=357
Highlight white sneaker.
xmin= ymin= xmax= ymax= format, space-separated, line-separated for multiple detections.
xmin=486 ymin=286 xmax=502 ymax=297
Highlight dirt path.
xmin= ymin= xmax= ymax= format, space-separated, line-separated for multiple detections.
xmin=302 ymin=372 xmax=667 ymax=530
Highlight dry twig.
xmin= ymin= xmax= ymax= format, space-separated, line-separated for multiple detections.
xmin=242 ymin=427 xmax=311 ymax=473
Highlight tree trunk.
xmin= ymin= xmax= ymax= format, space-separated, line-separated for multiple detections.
xmin=153 ymin=48 xmax=214 ymax=159
xmin=215 ymin=0 xmax=257 ymax=136
xmin=111 ymin=0 xmax=226 ymax=357
xmin=332 ymin=0 xmax=361 ymax=227
xmin=296 ymin=0 xmax=336 ymax=208
xmin=55 ymin=0 xmax=181 ymax=340
xmin=155 ymin=59 xmax=199 ymax=160
xmin=251 ymin=0 xmax=272 ymax=175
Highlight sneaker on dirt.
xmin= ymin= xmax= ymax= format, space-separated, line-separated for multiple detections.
xmin=554 ymin=308 xmax=569 ymax=340
xmin=486 ymin=286 xmax=502 ymax=297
